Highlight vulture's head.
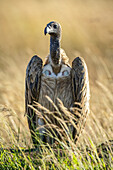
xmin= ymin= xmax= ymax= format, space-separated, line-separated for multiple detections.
xmin=44 ymin=21 xmax=61 ymax=39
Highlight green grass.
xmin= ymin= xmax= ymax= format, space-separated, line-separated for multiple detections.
xmin=0 ymin=137 xmax=113 ymax=169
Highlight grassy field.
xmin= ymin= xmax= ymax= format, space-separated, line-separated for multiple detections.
xmin=0 ymin=0 xmax=113 ymax=169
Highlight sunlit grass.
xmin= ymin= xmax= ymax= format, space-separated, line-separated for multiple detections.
xmin=0 ymin=94 xmax=113 ymax=169
xmin=0 ymin=0 xmax=113 ymax=169
xmin=0 ymin=104 xmax=113 ymax=169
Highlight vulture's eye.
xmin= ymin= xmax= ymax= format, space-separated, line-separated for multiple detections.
xmin=53 ymin=24 xmax=57 ymax=29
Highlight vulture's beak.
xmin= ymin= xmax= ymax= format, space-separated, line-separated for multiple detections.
xmin=44 ymin=26 xmax=50 ymax=35
xmin=44 ymin=27 xmax=47 ymax=35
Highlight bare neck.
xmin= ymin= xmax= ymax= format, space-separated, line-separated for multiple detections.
xmin=50 ymin=36 xmax=61 ymax=68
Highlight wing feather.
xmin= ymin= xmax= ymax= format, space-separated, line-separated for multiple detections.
xmin=25 ymin=55 xmax=43 ymax=145
xmin=71 ymin=56 xmax=90 ymax=141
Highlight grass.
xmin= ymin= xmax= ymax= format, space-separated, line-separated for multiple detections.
xmin=0 ymin=0 xmax=113 ymax=169
xmin=0 ymin=133 xmax=113 ymax=169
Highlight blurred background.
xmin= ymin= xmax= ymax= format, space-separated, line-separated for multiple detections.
xmin=0 ymin=0 xmax=113 ymax=146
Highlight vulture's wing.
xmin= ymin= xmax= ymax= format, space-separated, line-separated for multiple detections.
xmin=25 ymin=55 xmax=43 ymax=145
xmin=71 ymin=56 xmax=90 ymax=141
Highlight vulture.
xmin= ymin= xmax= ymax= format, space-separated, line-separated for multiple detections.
xmin=25 ymin=21 xmax=90 ymax=146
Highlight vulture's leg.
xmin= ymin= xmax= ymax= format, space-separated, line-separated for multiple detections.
xmin=71 ymin=56 xmax=90 ymax=142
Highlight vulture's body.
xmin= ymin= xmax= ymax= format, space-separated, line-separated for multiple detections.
xmin=39 ymin=63 xmax=73 ymax=110
xmin=25 ymin=21 xmax=90 ymax=146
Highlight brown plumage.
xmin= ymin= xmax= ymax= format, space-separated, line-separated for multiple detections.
xmin=25 ymin=21 xmax=90 ymax=146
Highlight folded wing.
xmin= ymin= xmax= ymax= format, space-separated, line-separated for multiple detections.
xmin=71 ymin=56 xmax=90 ymax=142
xmin=25 ymin=55 xmax=43 ymax=145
